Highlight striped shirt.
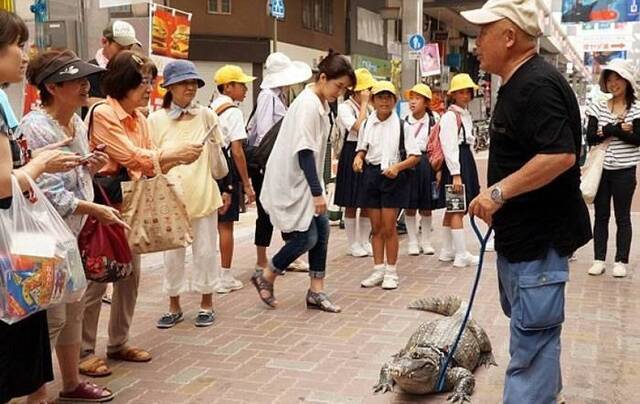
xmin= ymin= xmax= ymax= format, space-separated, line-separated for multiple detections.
xmin=586 ymin=99 xmax=640 ymax=170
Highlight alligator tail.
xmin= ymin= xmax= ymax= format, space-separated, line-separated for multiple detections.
xmin=407 ymin=296 xmax=462 ymax=316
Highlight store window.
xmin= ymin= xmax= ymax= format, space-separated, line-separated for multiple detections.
xmin=207 ymin=0 xmax=231 ymax=15
xmin=303 ymin=0 xmax=333 ymax=34
xmin=357 ymin=7 xmax=384 ymax=46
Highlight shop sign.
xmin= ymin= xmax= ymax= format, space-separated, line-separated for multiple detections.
xmin=351 ymin=54 xmax=391 ymax=79
xmin=561 ymin=0 xmax=640 ymax=23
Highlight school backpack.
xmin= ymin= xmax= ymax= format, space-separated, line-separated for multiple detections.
xmin=426 ymin=107 xmax=462 ymax=172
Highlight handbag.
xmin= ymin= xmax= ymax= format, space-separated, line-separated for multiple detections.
xmin=78 ymin=184 xmax=133 ymax=282
xmin=120 ymin=157 xmax=193 ymax=254
xmin=202 ymin=109 xmax=229 ymax=180
xmin=580 ymin=139 xmax=612 ymax=204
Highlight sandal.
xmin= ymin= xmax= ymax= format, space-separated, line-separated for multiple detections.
xmin=79 ymin=356 xmax=112 ymax=377
xmin=106 ymin=346 xmax=152 ymax=363
xmin=306 ymin=290 xmax=341 ymax=313
xmin=250 ymin=272 xmax=277 ymax=308
xmin=59 ymin=381 xmax=114 ymax=402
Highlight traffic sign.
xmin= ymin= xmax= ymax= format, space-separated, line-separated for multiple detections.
xmin=408 ymin=34 xmax=425 ymax=51
xmin=270 ymin=0 xmax=285 ymax=20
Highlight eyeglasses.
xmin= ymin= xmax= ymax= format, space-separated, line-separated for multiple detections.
xmin=140 ymin=76 xmax=154 ymax=87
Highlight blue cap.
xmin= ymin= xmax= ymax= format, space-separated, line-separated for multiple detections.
xmin=161 ymin=60 xmax=205 ymax=88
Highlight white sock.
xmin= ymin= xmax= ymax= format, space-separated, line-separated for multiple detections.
xmin=374 ymin=263 xmax=385 ymax=272
xmin=442 ymin=226 xmax=453 ymax=252
xmin=420 ymin=216 xmax=432 ymax=244
xmin=359 ymin=217 xmax=372 ymax=245
xmin=451 ymin=229 xmax=467 ymax=257
xmin=405 ymin=215 xmax=418 ymax=245
xmin=345 ymin=217 xmax=357 ymax=247
xmin=386 ymin=264 xmax=397 ymax=274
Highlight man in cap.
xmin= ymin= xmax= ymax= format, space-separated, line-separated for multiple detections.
xmin=84 ymin=20 xmax=142 ymax=115
xmin=463 ymin=0 xmax=591 ymax=402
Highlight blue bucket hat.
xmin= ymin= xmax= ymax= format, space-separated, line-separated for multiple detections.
xmin=161 ymin=60 xmax=205 ymax=88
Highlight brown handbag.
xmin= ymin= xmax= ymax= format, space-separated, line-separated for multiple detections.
xmin=120 ymin=156 xmax=193 ymax=254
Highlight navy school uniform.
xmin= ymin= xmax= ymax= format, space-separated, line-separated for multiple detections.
xmin=403 ymin=111 xmax=441 ymax=210
xmin=437 ymin=105 xmax=480 ymax=210
xmin=356 ymin=111 xmax=422 ymax=209
xmin=334 ymin=99 xmax=365 ymax=207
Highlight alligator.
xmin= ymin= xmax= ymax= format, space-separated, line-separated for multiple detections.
xmin=373 ymin=296 xmax=496 ymax=402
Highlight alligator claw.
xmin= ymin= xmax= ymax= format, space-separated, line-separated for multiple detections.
xmin=447 ymin=392 xmax=471 ymax=403
xmin=373 ymin=382 xmax=394 ymax=394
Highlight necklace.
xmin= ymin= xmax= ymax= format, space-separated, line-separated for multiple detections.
xmin=38 ymin=106 xmax=76 ymax=140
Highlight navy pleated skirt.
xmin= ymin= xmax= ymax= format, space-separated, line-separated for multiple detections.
xmin=406 ymin=153 xmax=440 ymax=210
xmin=437 ymin=144 xmax=480 ymax=211
xmin=334 ymin=141 xmax=362 ymax=208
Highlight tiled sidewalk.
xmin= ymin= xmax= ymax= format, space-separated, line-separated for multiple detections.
xmin=45 ymin=210 xmax=640 ymax=403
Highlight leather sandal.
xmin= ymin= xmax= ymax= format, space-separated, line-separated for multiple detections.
xmin=250 ymin=272 xmax=277 ymax=308
xmin=79 ymin=356 xmax=112 ymax=377
xmin=59 ymin=381 xmax=114 ymax=402
xmin=306 ymin=290 xmax=341 ymax=313
xmin=107 ymin=347 xmax=151 ymax=363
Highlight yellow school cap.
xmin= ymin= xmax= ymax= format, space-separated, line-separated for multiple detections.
xmin=353 ymin=68 xmax=377 ymax=92
xmin=371 ymin=80 xmax=397 ymax=96
xmin=447 ymin=73 xmax=479 ymax=95
xmin=404 ymin=83 xmax=433 ymax=100
xmin=214 ymin=65 xmax=256 ymax=85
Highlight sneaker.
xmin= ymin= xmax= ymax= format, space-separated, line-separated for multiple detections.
xmin=407 ymin=242 xmax=421 ymax=256
xmin=612 ymin=262 xmax=627 ymax=278
xmin=221 ymin=271 xmax=243 ymax=291
xmin=439 ymin=249 xmax=455 ymax=262
xmin=421 ymin=241 xmax=436 ymax=255
xmin=453 ymin=252 xmax=479 ymax=268
xmin=195 ymin=310 xmax=216 ymax=327
xmin=213 ymin=279 xmax=232 ymax=294
xmin=361 ymin=241 xmax=373 ymax=256
xmin=349 ymin=243 xmax=368 ymax=257
xmin=288 ymin=258 xmax=310 ymax=272
xmin=588 ymin=260 xmax=606 ymax=276
xmin=361 ymin=268 xmax=385 ymax=288
xmin=156 ymin=312 xmax=183 ymax=329
xmin=381 ymin=271 xmax=399 ymax=290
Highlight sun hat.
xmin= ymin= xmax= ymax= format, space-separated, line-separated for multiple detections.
xmin=260 ymin=52 xmax=312 ymax=89
xmin=448 ymin=74 xmax=479 ymax=95
xmin=599 ymin=58 xmax=639 ymax=96
xmin=161 ymin=60 xmax=205 ymax=88
xmin=460 ymin=0 xmax=542 ymax=37
xmin=103 ymin=20 xmax=142 ymax=47
xmin=371 ymin=80 xmax=397 ymax=96
xmin=33 ymin=51 xmax=105 ymax=86
xmin=353 ymin=68 xmax=376 ymax=92
xmin=404 ymin=83 xmax=433 ymax=101
xmin=214 ymin=65 xmax=256 ymax=85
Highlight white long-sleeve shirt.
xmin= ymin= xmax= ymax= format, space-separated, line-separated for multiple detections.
xmin=248 ymin=87 xmax=288 ymax=146
xmin=356 ymin=111 xmax=421 ymax=170
xmin=439 ymin=105 xmax=474 ymax=175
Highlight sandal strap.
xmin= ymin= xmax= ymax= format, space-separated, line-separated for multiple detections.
xmin=307 ymin=291 xmax=340 ymax=312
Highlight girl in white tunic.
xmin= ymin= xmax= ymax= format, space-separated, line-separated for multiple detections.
xmin=252 ymin=51 xmax=356 ymax=312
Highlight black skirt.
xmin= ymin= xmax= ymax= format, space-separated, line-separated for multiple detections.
xmin=334 ymin=141 xmax=363 ymax=208
xmin=437 ymin=144 xmax=480 ymax=211
xmin=406 ymin=153 xmax=440 ymax=210
xmin=0 ymin=311 xmax=54 ymax=402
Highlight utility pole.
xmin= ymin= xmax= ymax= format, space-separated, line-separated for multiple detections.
xmin=401 ymin=0 xmax=424 ymax=90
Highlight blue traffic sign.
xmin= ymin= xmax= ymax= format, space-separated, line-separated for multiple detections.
xmin=270 ymin=0 xmax=285 ymax=19
xmin=408 ymin=34 xmax=425 ymax=51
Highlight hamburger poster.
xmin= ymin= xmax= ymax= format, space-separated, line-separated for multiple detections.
xmin=151 ymin=5 xmax=191 ymax=59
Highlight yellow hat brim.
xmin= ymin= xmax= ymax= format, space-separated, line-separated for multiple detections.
xmin=447 ymin=83 xmax=479 ymax=95
xmin=404 ymin=89 xmax=432 ymax=100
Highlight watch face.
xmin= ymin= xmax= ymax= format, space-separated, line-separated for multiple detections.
xmin=491 ymin=187 xmax=501 ymax=202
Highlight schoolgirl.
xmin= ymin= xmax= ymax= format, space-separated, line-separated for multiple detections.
xmin=354 ymin=81 xmax=421 ymax=290
xmin=335 ymin=68 xmax=375 ymax=257
xmin=438 ymin=73 xmax=481 ymax=268
xmin=403 ymin=83 xmax=439 ymax=256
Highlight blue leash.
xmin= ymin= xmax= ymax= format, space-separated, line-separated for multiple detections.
xmin=435 ymin=217 xmax=493 ymax=392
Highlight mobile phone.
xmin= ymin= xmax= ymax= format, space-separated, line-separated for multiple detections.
xmin=93 ymin=143 xmax=107 ymax=152
xmin=79 ymin=153 xmax=94 ymax=165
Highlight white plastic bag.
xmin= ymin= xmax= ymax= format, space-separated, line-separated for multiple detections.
xmin=0 ymin=175 xmax=86 ymax=324
xmin=580 ymin=140 xmax=611 ymax=204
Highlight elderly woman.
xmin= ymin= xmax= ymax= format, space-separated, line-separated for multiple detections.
xmin=80 ymin=51 xmax=202 ymax=377
xmin=19 ymin=48 xmax=123 ymax=402
xmin=148 ymin=60 xmax=229 ymax=328
xmin=0 ymin=11 xmax=87 ymax=404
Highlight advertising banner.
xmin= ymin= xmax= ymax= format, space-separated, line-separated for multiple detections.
xmin=584 ymin=50 xmax=628 ymax=74
xmin=562 ymin=0 xmax=640 ymax=23
xmin=419 ymin=43 xmax=441 ymax=77
xmin=151 ymin=5 xmax=192 ymax=59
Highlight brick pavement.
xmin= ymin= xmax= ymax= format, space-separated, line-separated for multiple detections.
xmin=39 ymin=202 xmax=640 ymax=404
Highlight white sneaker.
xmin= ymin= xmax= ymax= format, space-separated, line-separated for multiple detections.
xmin=349 ymin=243 xmax=368 ymax=257
xmin=361 ymin=268 xmax=385 ymax=288
xmin=361 ymin=241 xmax=373 ymax=256
xmin=612 ymin=262 xmax=627 ymax=278
xmin=439 ymin=249 xmax=455 ymax=262
xmin=217 ymin=271 xmax=243 ymax=292
xmin=588 ymin=260 xmax=606 ymax=276
xmin=453 ymin=252 xmax=479 ymax=268
xmin=288 ymin=258 xmax=310 ymax=272
xmin=407 ymin=242 xmax=421 ymax=256
xmin=381 ymin=271 xmax=399 ymax=290
xmin=213 ymin=279 xmax=231 ymax=294
xmin=421 ymin=241 xmax=436 ymax=255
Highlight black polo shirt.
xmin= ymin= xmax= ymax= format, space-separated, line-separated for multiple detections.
xmin=488 ymin=55 xmax=591 ymax=263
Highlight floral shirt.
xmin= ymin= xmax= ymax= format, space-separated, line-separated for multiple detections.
xmin=17 ymin=109 xmax=94 ymax=235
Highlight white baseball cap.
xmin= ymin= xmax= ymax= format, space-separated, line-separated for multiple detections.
xmin=461 ymin=0 xmax=542 ymax=37
xmin=103 ymin=20 xmax=142 ymax=47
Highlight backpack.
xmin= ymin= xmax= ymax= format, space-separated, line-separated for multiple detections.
xmin=426 ymin=107 xmax=462 ymax=172
xmin=244 ymin=117 xmax=284 ymax=174
xmin=213 ymin=103 xmax=242 ymax=182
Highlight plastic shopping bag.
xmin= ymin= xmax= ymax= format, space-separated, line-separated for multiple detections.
xmin=0 ymin=175 xmax=86 ymax=324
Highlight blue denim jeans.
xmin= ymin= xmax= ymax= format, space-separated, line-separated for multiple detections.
xmin=497 ymin=248 xmax=568 ymax=404
xmin=270 ymin=214 xmax=329 ymax=279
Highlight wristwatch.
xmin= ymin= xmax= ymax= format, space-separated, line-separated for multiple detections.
xmin=490 ymin=184 xmax=505 ymax=205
